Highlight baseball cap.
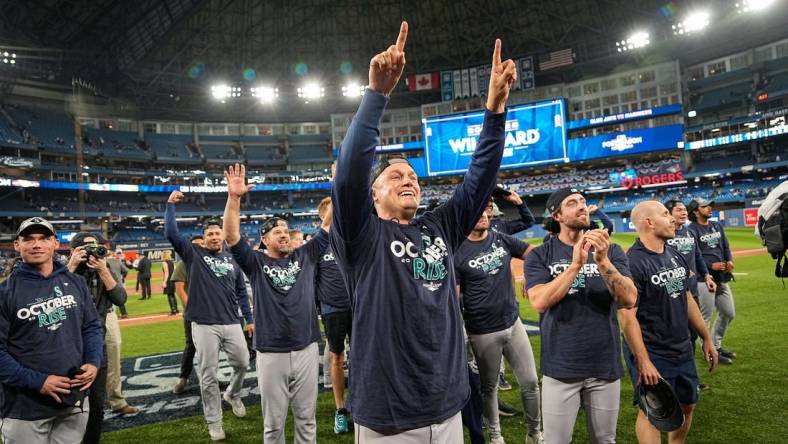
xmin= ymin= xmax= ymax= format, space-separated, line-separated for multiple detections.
xmin=370 ymin=155 xmax=413 ymax=186
xmin=69 ymin=232 xmax=105 ymax=248
xmin=663 ymin=199 xmax=684 ymax=213
xmin=637 ymin=378 xmax=685 ymax=432
xmin=491 ymin=185 xmax=513 ymax=199
xmin=687 ymin=198 xmax=714 ymax=214
xmin=16 ymin=217 xmax=56 ymax=238
xmin=115 ymin=247 xmax=123 ymax=254
xmin=260 ymin=217 xmax=288 ymax=236
xmin=189 ymin=234 xmax=204 ymax=242
xmin=545 ymin=188 xmax=581 ymax=215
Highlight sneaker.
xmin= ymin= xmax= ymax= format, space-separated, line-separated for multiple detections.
xmin=717 ymin=354 xmax=733 ymax=365
xmin=498 ymin=399 xmax=519 ymax=417
xmin=112 ymin=404 xmax=139 ymax=415
xmin=718 ymin=347 xmax=736 ymax=359
xmin=498 ymin=373 xmax=512 ymax=391
xmin=222 ymin=392 xmax=246 ymax=417
xmin=208 ymin=422 xmax=225 ymax=441
xmin=526 ymin=431 xmax=545 ymax=444
xmin=490 ymin=437 xmax=506 ymax=444
xmin=172 ymin=377 xmax=187 ymax=394
xmin=334 ymin=408 xmax=350 ymax=434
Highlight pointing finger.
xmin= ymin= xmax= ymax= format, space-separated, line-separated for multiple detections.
xmin=492 ymin=39 xmax=502 ymax=67
xmin=396 ymin=21 xmax=408 ymax=52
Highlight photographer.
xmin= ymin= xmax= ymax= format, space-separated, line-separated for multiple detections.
xmin=0 ymin=218 xmax=103 ymax=444
xmin=67 ymin=233 xmax=128 ymax=444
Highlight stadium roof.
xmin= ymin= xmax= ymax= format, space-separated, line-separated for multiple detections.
xmin=1 ymin=0 xmax=787 ymax=121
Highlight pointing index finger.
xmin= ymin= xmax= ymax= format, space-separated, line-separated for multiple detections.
xmin=492 ymin=39 xmax=501 ymax=67
xmin=396 ymin=21 xmax=408 ymax=52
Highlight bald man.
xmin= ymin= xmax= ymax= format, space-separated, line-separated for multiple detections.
xmin=619 ymin=201 xmax=718 ymax=444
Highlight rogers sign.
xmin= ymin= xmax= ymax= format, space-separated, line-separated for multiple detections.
xmin=621 ymin=171 xmax=684 ymax=189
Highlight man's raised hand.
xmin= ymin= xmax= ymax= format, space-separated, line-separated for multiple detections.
xmin=369 ymin=21 xmax=408 ymax=96
xmin=168 ymin=191 xmax=184 ymax=204
xmin=486 ymin=39 xmax=517 ymax=114
xmin=225 ymin=163 xmax=255 ymax=198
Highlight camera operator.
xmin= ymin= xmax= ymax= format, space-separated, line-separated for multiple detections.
xmin=67 ymin=232 xmax=128 ymax=444
xmin=0 ymin=218 xmax=103 ymax=444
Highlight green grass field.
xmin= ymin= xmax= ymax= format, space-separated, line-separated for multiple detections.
xmin=107 ymin=228 xmax=787 ymax=443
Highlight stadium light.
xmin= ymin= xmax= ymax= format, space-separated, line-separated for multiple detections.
xmin=616 ymin=31 xmax=650 ymax=52
xmin=211 ymin=83 xmax=231 ymax=100
xmin=736 ymin=0 xmax=775 ymax=12
xmin=297 ymin=83 xmax=324 ymax=100
xmin=672 ymin=11 xmax=711 ymax=35
xmin=688 ymin=110 xmax=697 ymax=118
xmin=342 ymin=82 xmax=366 ymax=98
xmin=251 ymin=85 xmax=278 ymax=104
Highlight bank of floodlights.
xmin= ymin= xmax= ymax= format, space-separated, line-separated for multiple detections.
xmin=1 ymin=51 xmax=16 ymax=65
xmin=341 ymin=82 xmax=366 ymax=98
xmin=736 ymin=0 xmax=776 ymax=13
xmin=616 ymin=31 xmax=650 ymax=52
xmin=251 ymin=86 xmax=278 ymax=104
xmin=672 ymin=10 xmax=711 ymax=35
xmin=297 ymin=83 xmax=324 ymax=101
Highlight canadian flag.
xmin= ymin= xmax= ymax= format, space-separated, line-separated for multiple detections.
xmin=407 ymin=72 xmax=440 ymax=91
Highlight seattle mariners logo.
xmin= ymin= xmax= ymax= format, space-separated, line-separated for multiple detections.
xmin=649 ymin=260 xmax=687 ymax=299
xmin=389 ymin=232 xmax=449 ymax=292
xmin=467 ymin=242 xmax=507 ymax=275
xmin=263 ymin=261 xmax=302 ymax=292
xmin=548 ymin=261 xmax=600 ymax=295
xmin=202 ymin=255 xmax=235 ymax=278
xmin=16 ymin=285 xmax=79 ymax=331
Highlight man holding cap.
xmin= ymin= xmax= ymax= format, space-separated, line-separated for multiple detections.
xmin=0 ymin=217 xmax=103 ymax=444
xmin=165 ymin=192 xmax=253 ymax=441
xmin=330 ymin=24 xmax=516 ymax=441
xmin=687 ymin=199 xmax=737 ymax=363
xmin=223 ymin=166 xmax=330 ymax=443
xmin=524 ymin=188 xmax=637 ymax=444
xmin=619 ymin=201 xmax=718 ymax=444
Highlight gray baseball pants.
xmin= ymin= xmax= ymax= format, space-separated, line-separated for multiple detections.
xmin=257 ymin=342 xmax=319 ymax=444
xmin=191 ymin=322 xmax=249 ymax=424
xmin=469 ymin=319 xmax=541 ymax=438
xmin=1 ymin=400 xmax=90 ymax=444
xmin=542 ymin=376 xmax=620 ymax=444
xmin=697 ymin=281 xmax=735 ymax=349
xmin=355 ymin=411 xmax=462 ymax=443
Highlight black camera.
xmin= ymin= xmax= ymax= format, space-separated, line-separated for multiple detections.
xmin=84 ymin=244 xmax=108 ymax=259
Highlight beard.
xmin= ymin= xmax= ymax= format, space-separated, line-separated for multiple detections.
xmin=565 ymin=219 xmax=591 ymax=230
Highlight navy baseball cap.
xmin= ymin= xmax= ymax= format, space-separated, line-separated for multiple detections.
xmin=260 ymin=217 xmax=288 ymax=236
xmin=637 ymin=378 xmax=685 ymax=432
xmin=370 ymin=155 xmax=413 ymax=186
xmin=16 ymin=217 xmax=56 ymax=238
xmin=545 ymin=188 xmax=581 ymax=214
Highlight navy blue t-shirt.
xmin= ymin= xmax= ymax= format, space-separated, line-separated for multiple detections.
xmin=316 ymin=246 xmax=351 ymax=313
xmin=165 ymin=204 xmax=252 ymax=325
xmin=627 ymin=240 xmax=693 ymax=360
xmin=524 ymin=236 xmax=631 ymax=380
xmin=454 ymin=231 xmax=527 ymax=334
xmin=688 ymin=220 xmax=732 ymax=266
xmin=231 ymin=230 xmax=327 ymax=352
xmin=0 ymin=262 xmax=103 ymax=420
xmin=330 ymin=89 xmax=505 ymax=432
xmin=667 ymin=225 xmax=708 ymax=296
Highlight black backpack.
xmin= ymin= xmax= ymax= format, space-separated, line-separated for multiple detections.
xmin=758 ymin=191 xmax=788 ymax=278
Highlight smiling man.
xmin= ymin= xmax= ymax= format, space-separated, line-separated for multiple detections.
xmin=0 ymin=217 xmax=103 ymax=444
xmin=165 ymin=192 xmax=253 ymax=441
xmin=524 ymin=188 xmax=637 ymax=444
xmin=330 ymin=22 xmax=517 ymax=442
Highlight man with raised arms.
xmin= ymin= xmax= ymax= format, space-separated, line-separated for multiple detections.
xmin=330 ymin=21 xmax=516 ymax=442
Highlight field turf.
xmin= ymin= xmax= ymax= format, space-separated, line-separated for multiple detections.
xmin=107 ymin=228 xmax=788 ymax=443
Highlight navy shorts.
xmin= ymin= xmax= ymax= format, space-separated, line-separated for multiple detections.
xmin=323 ymin=310 xmax=352 ymax=354
xmin=624 ymin=345 xmax=699 ymax=406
